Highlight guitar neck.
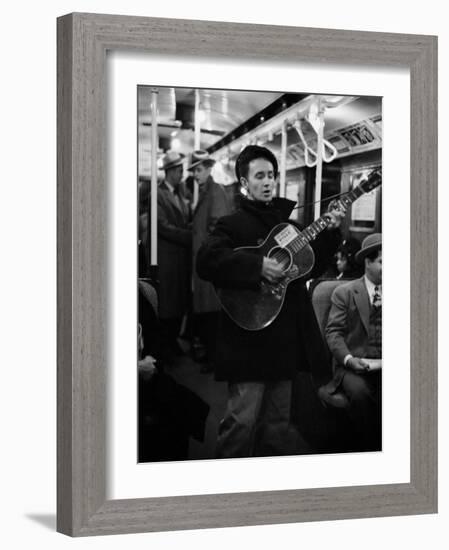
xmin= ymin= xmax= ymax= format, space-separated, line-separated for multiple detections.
xmin=291 ymin=185 xmax=367 ymax=251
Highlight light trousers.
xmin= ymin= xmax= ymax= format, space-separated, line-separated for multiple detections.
xmin=216 ymin=380 xmax=293 ymax=458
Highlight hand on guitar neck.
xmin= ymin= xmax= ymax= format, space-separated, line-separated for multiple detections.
xmin=324 ymin=199 xmax=347 ymax=229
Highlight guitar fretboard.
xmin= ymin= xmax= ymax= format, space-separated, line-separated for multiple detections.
xmin=288 ymin=184 xmax=367 ymax=253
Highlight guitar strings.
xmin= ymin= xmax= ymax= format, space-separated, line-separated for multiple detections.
xmin=267 ymin=174 xmax=380 ymax=276
xmin=291 ymin=190 xmax=352 ymax=211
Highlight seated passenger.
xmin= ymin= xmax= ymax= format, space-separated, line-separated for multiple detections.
xmin=138 ymin=282 xmax=210 ymax=462
xmin=324 ymin=233 xmax=382 ymax=451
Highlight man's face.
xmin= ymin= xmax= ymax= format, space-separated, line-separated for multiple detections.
xmin=241 ymin=158 xmax=276 ymax=202
xmin=365 ymin=250 xmax=382 ymax=285
xmin=166 ymin=164 xmax=183 ymax=186
xmin=193 ymin=164 xmax=211 ymax=186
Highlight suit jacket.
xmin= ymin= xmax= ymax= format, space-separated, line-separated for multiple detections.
xmin=325 ymin=276 xmax=373 ymax=364
xmin=157 ymin=181 xmax=192 ymax=319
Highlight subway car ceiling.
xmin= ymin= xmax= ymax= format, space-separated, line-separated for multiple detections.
xmin=138 ymin=86 xmax=382 ymax=181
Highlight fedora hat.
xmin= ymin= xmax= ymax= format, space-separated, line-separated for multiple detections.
xmin=355 ymin=233 xmax=382 ymax=263
xmin=187 ymin=150 xmax=215 ymax=171
xmin=162 ymin=151 xmax=185 ymax=171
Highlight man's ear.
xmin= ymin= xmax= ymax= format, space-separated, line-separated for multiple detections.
xmin=240 ymin=176 xmax=248 ymax=190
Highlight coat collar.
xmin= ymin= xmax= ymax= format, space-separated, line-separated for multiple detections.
xmin=240 ymin=197 xmax=296 ymax=221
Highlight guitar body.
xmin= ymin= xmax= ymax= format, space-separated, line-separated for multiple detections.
xmin=216 ymin=223 xmax=315 ymax=330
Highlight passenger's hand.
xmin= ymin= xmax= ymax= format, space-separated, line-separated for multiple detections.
xmin=139 ymin=355 xmax=157 ymax=381
xmin=325 ymin=199 xmax=347 ymax=229
xmin=346 ymin=357 xmax=370 ymax=373
xmin=262 ymin=257 xmax=285 ymax=283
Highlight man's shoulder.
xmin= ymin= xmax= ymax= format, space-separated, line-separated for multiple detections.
xmin=209 ymin=180 xmax=228 ymax=198
xmin=157 ymin=182 xmax=169 ymax=196
xmin=209 ymin=177 xmax=222 ymax=188
xmin=157 ymin=183 xmax=173 ymax=204
xmin=332 ymin=277 xmax=364 ymax=298
xmin=216 ymin=207 xmax=246 ymax=226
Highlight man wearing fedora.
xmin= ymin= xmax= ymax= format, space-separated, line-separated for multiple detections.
xmin=324 ymin=233 xmax=382 ymax=451
xmin=188 ymin=150 xmax=234 ymax=373
xmin=157 ymin=151 xmax=192 ymax=360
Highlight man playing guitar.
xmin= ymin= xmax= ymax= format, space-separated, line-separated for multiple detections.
xmin=196 ymin=145 xmax=346 ymax=458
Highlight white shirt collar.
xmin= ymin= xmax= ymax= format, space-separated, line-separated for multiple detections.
xmin=364 ymin=275 xmax=381 ymax=305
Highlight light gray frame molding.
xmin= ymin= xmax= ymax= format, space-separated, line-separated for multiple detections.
xmin=57 ymin=12 xmax=437 ymax=537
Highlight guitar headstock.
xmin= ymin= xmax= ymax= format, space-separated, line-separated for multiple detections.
xmin=358 ymin=169 xmax=382 ymax=194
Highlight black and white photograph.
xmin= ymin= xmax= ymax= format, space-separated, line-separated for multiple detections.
xmin=137 ymin=86 xmax=383 ymax=463
xmin=0 ymin=0 xmax=443 ymax=543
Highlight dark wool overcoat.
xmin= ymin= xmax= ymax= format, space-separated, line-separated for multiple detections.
xmin=196 ymin=197 xmax=341 ymax=383
xmin=157 ymin=181 xmax=192 ymax=320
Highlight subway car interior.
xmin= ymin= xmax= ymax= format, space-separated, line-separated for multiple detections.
xmin=138 ymin=86 xmax=382 ymax=462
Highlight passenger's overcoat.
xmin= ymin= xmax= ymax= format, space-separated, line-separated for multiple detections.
xmin=157 ymin=181 xmax=192 ymax=319
xmin=192 ymin=176 xmax=234 ymax=314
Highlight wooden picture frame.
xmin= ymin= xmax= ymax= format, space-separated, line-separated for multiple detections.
xmin=57 ymin=12 xmax=437 ymax=536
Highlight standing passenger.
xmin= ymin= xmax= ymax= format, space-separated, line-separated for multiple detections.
xmin=196 ymin=145 xmax=345 ymax=458
xmin=157 ymin=151 xmax=192 ymax=360
xmin=189 ymin=150 xmax=234 ymax=373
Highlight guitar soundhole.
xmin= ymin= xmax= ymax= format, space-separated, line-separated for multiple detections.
xmin=267 ymin=246 xmax=292 ymax=272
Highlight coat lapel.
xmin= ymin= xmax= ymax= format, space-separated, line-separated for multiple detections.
xmin=160 ymin=181 xmax=188 ymax=222
xmin=352 ymin=277 xmax=370 ymax=334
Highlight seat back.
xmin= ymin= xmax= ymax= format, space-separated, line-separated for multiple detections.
xmin=311 ymin=279 xmax=351 ymax=411
xmin=311 ymin=279 xmax=348 ymax=337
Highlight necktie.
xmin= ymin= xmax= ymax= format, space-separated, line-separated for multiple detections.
xmin=373 ymin=286 xmax=382 ymax=308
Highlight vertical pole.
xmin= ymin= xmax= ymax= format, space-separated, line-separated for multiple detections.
xmin=150 ymin=88 xmax=159 ymax=269
xmin=279 ymin=120 xmax=287 ymax=198
xmin=194 ymin=88 xmax=201 ymax=150
xmin=193 ymin=89 xmax=201 ymax=209
xmin=314 ymin=97 xmax=325 ymax=220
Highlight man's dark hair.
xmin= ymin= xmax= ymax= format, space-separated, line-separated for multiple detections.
xmin=365 ymin=248 xmax=381 ymax=262
xmin=235 ymin=145 xmax=278 ymax=182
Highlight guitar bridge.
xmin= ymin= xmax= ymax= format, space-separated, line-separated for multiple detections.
xmin=260 ymin=280 xmax=285 ymax=299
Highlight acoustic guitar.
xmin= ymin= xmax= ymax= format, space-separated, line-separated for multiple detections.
xmin=216 ymin=170 xmax=382 ymax=330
